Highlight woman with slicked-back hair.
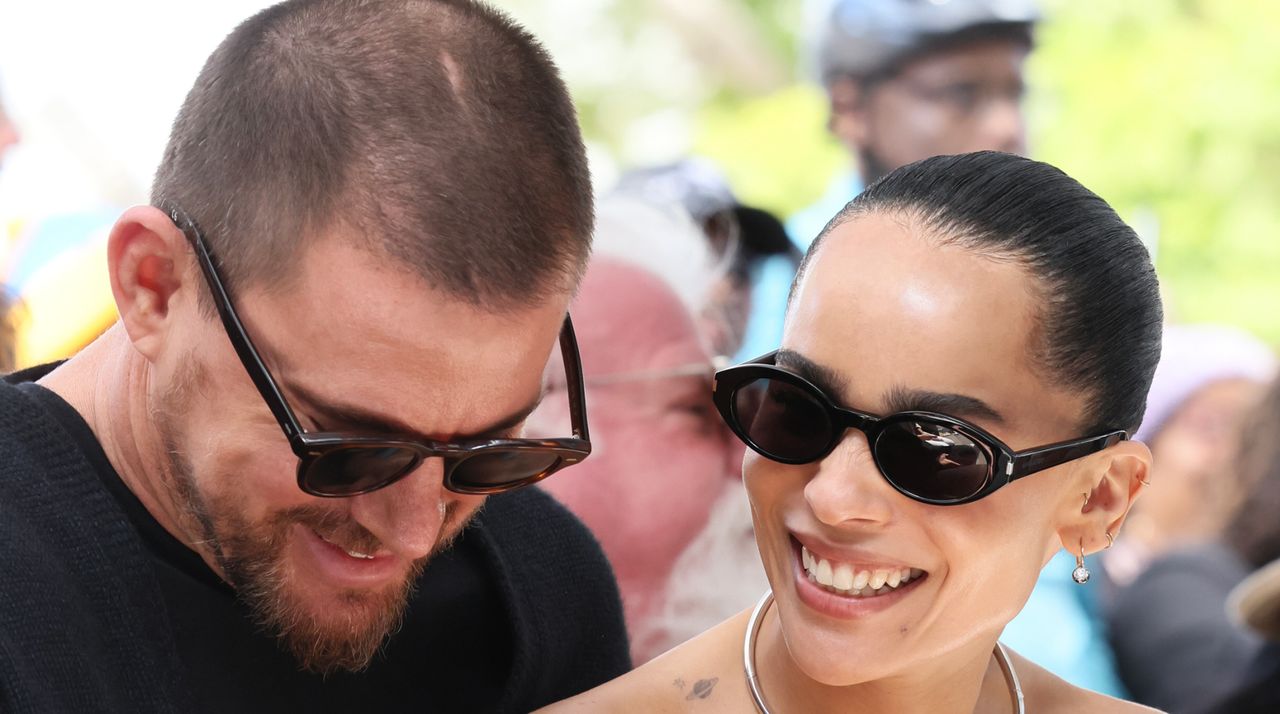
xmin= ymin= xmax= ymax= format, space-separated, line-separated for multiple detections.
xmin=545 ymin=151 xmax=1164 ymax=713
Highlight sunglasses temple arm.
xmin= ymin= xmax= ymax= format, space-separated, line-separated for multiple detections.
xmin=1007 ymin=430 xmax=1127 ymax=480
xmin=173 ymin=209 xmax=309 ymax=443
xmin=559 ymin=315 xmax=590 ymax=443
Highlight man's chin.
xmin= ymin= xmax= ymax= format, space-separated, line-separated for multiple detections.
xmin=197 ymin=499 xmax=475 ymax=675
xmin=230 ymin=529 xmax=427 ymax=675
xmin=266 ymin=574 xmax=418 ymax=675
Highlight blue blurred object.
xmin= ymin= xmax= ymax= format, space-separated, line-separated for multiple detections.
xmin=1003 ymin=551 xmax=1130 ymax=698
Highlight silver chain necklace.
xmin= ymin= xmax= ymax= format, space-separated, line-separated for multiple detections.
xmin=743 ymin=591 xmax=1026 ymax=714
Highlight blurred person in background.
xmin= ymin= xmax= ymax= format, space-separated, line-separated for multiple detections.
xmin=642 ymin=469 xmax=771 ymax=661
xmin=613 ymin=159 xmax=799 ymax=362
xmin=739 ymin=0 xmax=1040 ymax=365
xmin=1104 ymin=324 xmax=1276 ymax=587
xmin=790 ymin=0 xmax=1037 ymax=245
xmin=534 ymin=197 xmax=747 ymax=663
xmin=0 ymin=288 xmax=15 ymax=373
xmin=1106 ymin=334 xmax=1278 ymax=713
xmin=0 ymin=90 xmax=17 ymax=373
xmin=0 ymin=92 xmax=18 ymax=166
xmin=0 ymin=81 xmax=119 ymax=370
xmin=1215 ymin=543 xmax=1280 ymax=713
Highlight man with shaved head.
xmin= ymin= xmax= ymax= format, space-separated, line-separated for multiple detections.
xmin=0 ymin=1 xmax=627 ymax=711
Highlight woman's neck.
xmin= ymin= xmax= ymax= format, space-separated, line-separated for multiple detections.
xmin=754 ymin=607 xmax=1015 ymax=714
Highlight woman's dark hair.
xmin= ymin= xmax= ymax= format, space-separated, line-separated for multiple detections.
xmin=793 ymin=151 xmax=1163 ymax=434
xmin=1223 ymin=377 xmax=1280 ymax=568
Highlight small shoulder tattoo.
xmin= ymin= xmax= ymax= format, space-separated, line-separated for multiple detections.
xmin=684 ymin=677 xmax=719 ymax=701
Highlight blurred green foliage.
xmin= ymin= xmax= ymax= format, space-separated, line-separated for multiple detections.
xmin=680 ymin=0 xmax=1280 ymax=345
xmin=1029 ymin=0 xmax=1280 ymax=344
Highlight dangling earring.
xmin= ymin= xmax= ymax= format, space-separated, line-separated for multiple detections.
xmin=1072 ymin=540 xmax=1091 ymax=584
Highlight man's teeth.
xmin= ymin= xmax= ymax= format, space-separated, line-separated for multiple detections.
xmin=318 ymin=531 xmax=376 ymax=560
xmin=801 ymin=546 xmax=923 ymax=597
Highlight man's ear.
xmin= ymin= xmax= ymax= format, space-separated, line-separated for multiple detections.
xmin=1056 ymin=440 xmax=1152 ymax=556
xmin=107 ymin=205 xmax=192 ymax=362
xmin=827 ymin=77 xmax=871 ymax=150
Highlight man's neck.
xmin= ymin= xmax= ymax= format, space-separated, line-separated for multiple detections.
xmin=38 ymin=324 xmax=206 ymax=562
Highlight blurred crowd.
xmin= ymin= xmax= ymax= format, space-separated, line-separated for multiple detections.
xmin=2 ymin=1 xmax=1278 ymax=712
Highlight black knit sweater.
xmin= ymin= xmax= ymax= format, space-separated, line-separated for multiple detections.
xmin=0 ymin=372 xmax=629 ymax=712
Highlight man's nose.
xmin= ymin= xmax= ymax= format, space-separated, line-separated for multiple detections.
xmin=347 ymin=457 xmax=458 ymax=561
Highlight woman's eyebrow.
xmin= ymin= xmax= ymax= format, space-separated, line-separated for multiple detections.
xmin=773 ymin=350 xmax=1005 ymax=424
xmin=774 ymin=349 xmax=848 ymax=397
xmin=883 ymin=385 xmax=1005 ymax=424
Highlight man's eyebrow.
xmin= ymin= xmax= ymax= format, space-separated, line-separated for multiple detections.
xmin=883 ymin=386 xmax=1005 ymax=425
xmin=286 ymin=381 xmax=545 ymax=440
xmin=774 ymin=349 xmax=848 ymax=398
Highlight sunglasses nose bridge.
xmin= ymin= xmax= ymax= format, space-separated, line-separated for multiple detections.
xmin=830 ymin=407 xmax=878 ymax=440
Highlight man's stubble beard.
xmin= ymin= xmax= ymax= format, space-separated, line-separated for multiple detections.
xmin=153 ymin=360 xmax=472 ymax=674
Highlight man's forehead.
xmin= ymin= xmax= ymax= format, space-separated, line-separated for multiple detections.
xmin=897 ymin=37 xmax=1030 ymax=81
xmin=234 ymin=240 xmax=568 ymax=436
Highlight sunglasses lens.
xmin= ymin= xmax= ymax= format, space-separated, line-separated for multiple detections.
xmin=875 ymin=419 xmax=991 ymax=502
xmin=731 ymin=376 xmax=834 ymax=462
xmin=448 ymin=450 xmax=563 ymax=492
xmin=302 ymin=446 xmax=421 ymax=496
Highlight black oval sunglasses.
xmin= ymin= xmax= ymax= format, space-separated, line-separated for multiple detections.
xmin=169 ymin=207 xmax=591 ymax=498
xmin=712 ymin=352 xmax=1125 ymax=506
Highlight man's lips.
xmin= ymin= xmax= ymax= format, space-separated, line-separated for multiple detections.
xmin=295 ymin=525 xmax=406 ymax=588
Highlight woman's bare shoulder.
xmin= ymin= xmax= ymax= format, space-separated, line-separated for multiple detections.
xmin=538 ymin=609 xmax=754 ymax=714
xmin=1009 ymin=648 xmax=1165 ymax=714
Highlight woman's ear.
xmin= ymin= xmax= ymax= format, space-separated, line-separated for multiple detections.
xmin=1056 ymin=439 xmax=1152 ymax=555
xmin=108 ymin=205 xmax=193 ymax=363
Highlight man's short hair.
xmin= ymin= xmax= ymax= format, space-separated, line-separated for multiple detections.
xmin=152 ymin=0 xmax=593 ymax=312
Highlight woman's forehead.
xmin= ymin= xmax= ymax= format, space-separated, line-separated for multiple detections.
xmin=786 ymin=212 xmax=1084 ymax=444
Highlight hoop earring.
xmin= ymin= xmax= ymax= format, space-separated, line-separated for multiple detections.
xmin=1104 ymin=531 xmax=1115 ymax=549
xmin=1138 ymin=475 xmax=1152 ymax=486
xmin=1072 ymin=541 xmax=1091 ymax=584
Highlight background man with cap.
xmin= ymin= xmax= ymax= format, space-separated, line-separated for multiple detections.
xmin=739 ymin=0 xmax=1040 ymax=362
xmin=789 ymin=0 xmax=1038 ymax=245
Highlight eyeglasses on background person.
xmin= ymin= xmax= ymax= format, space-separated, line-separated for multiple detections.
xmin=713 ymin=351 xmax=1125 ymax=506
xmin=169 ymin=207 xmax=591 ymax=498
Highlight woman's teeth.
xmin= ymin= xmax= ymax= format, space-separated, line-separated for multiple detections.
xmin=801 ymin=546 xmax=923 ymax=598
